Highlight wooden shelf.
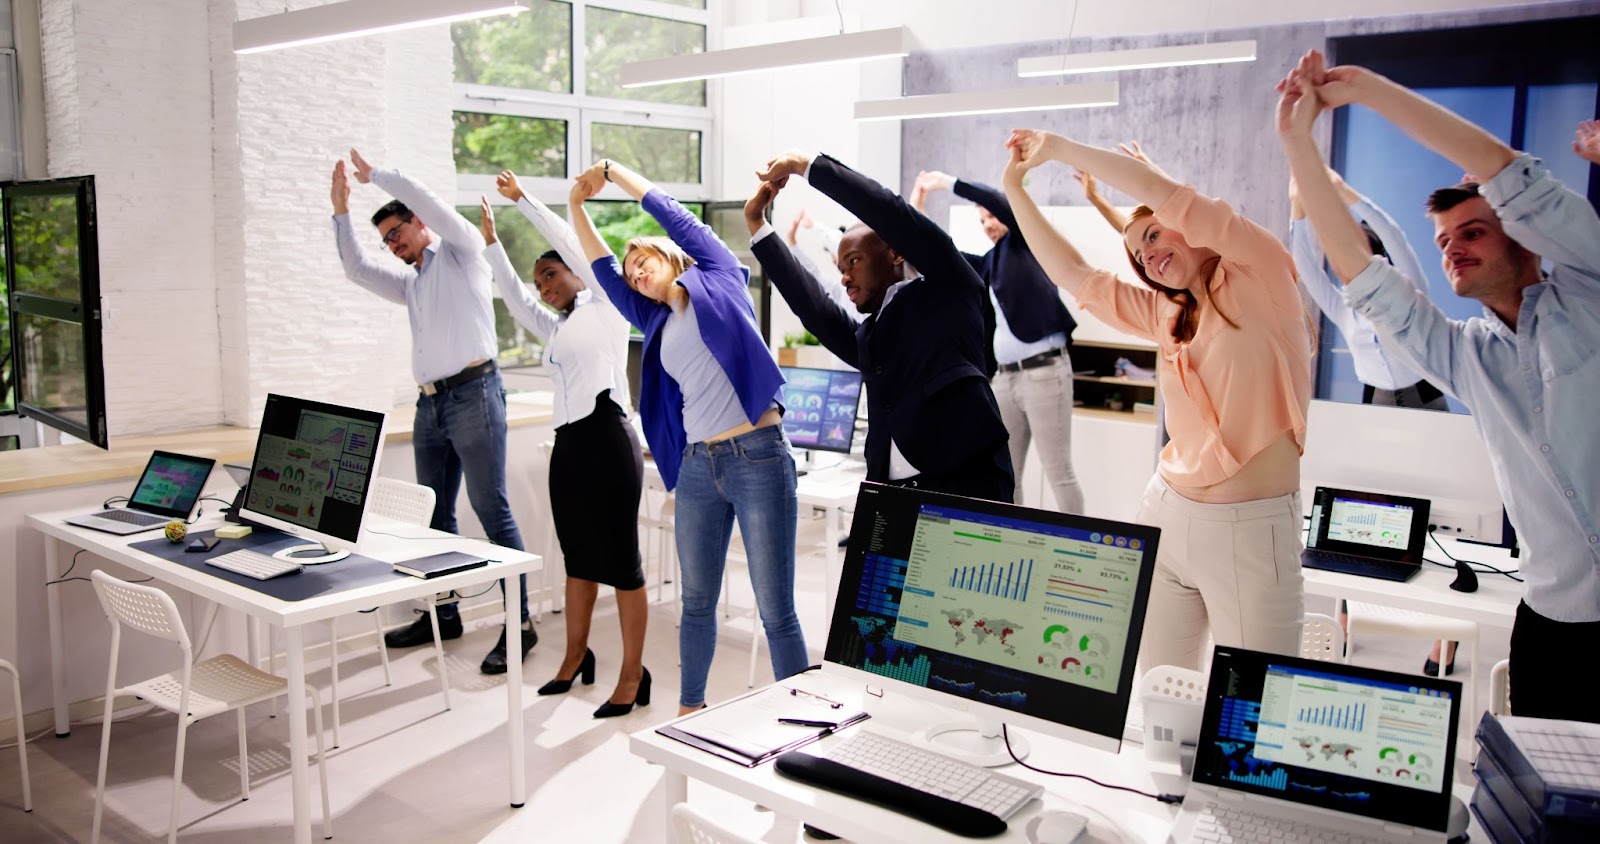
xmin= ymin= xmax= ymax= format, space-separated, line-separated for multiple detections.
xmin=1072 ymin=374 xmax=1157 ymax=388
xmin=1073 ymin=405 xmax=1158 ymax=425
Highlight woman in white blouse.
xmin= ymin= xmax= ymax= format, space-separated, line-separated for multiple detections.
xmin=478 ymin=171 xmax=649 ymax=718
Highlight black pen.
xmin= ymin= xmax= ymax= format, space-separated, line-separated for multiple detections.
xmin=777 ymin=718 xmax=838 ymax=729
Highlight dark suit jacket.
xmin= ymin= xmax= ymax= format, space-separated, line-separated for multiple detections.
xmin=753 ymin=154 xmax=1011 ymax=488
xmin=953 ymin=178 xmax=1077 ymax=345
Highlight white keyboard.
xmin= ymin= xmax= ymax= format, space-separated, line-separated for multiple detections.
xmin=819 ymin=731 xmax=1041 ymax=819
xmin=1187 ymin=803 xmax=1392 ymax=844
xmin=206 ymin=549 xmax=302 ymax=580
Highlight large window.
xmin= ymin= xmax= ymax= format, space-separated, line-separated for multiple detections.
xmin=451 ymin=0 xmax=713 ymax=367
xmin=2 ymin=176 xmax=108 ymax=448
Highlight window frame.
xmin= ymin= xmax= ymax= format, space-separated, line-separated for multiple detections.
xmin=2 ymin=174 xmax=108 ymax=448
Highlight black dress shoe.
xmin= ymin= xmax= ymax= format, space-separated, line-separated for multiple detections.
xmin=593 ymin=667 xmax=651 ymax=718
xmin=481 ymin=624 xmax=537 ymax=675
xmin=538 ymin=648 xmax=596 ymax=695
xmin=384 ymin=612 xmax=462 ymax=648
xmin=1422 ymin=656 xmax=1456 ymax=676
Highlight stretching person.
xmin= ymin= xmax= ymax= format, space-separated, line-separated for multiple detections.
xmin=570 ymin=159 xmax=806 ymax=716
xmin=913 ymin=168 xmax=1084 ymax=513
xmin=785 ymin=209 xmax=862 ymax=323
xmin=330 ymin=150 xmax=533 ymax=675
xmin=749 ymin=153 xmax=1014 ymax=503
xmin=477 ymin=172 xmax=647 ymax=718
xmin=1277 ymin=50 xmax=1600 ymax=722
xmin=1002 ymin=130 xmax=1314 ymax=669
xmin=1289 ymin=170 xmax=1449 ymax=411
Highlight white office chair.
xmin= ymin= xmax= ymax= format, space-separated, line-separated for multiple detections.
xmin=91 ymin=571 xmax=332 ymax=844
xmin=1489 ymin=658 xmax=1511 ymax=716
xmin=671 ymin=802 xmax=761 ymax=844
xmin=0 ymin=658 xmax=30 ymax=812
xmin=1298 ymin=613 xmax=1345 ymax=662
xmin=1345 ymin=600 xmax=1478 ymax=723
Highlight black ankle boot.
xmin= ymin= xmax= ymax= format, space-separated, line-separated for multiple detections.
xmin=481 ymin=623 xmax=537 ymax=675
xmin=593 ymin=667 xmax=651 ymax=718
xmin=538 ymin=648 xmax=596 ymax=695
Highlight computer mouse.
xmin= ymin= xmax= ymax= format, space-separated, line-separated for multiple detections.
xmin=1449 ymin=559 xmax=1479 ymax=593
xmin=1030 ymin=810 xmax=1088 ymax=844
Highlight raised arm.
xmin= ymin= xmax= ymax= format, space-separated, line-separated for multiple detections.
xmin=745 ymin=181 xmax=861 ymax=367
xmin=330 ymin=160 xmax=407 ymax=304
xmin=350 ymin=148 xmax=485 ymax=253
xmin=1309 ymin=57 xmax=1515 ymax=188
xmin=582 ymin=159 xmax=740 ymax=275
xmin=1007 ymin=130 xmax=1181 ymax=211
xmin=999 ymin=146 xmax=1096 ymax=297
xmin=478 ymin=195 xmax=559 ymax=343
xmin=495 ymin=170 xmax=611 ymax=308
xmin=569 ymin=176 xmax=657 ymax=330
xmin=1074 ymin=169 xmax=1128 ymax=232
xmin=952 ymin=178 xmax=1019 ymax=232
xmin=759 ymin=152 xmax=976 ymax=290
xmin=1349 ymin=193 xmax=1430 ymax=296
xmin=1276 ymin=58 xmax=1373 ymax=284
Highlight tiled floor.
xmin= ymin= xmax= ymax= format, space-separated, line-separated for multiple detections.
xmin=0 ymin=513 xmax=1508 ymax=843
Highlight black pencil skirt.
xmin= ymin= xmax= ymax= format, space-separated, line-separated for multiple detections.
xmin=548 ymin=391 xmax=646 ymax=589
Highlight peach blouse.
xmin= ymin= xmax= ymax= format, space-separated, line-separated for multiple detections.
xmin=1076 ymin=186 xmax=1313 ymax=488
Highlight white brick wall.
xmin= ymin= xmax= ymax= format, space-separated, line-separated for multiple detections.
xmin=38 ymin=0 xmax=457 ymax=437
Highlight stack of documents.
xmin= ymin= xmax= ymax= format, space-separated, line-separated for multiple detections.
xmin=659 ymin=684 xmax=870 ymax=766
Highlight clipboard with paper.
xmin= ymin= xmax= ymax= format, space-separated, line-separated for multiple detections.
xmin=656 ymin=684 xmax=871 ymax=767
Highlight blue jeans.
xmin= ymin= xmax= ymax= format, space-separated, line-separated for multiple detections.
xmin=413 ymin=369 xmax=527 ymax=622
xmin=675 ymin=425 xmax=807 ymax=707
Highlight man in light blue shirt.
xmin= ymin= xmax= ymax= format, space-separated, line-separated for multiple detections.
xmin=1288 ymin=171 xmax=1449 ymax=410
xmin=1278 ymin=51 xmax=1600 ymax=722
xmin=331 ymin=149 xmax=533 ymax=675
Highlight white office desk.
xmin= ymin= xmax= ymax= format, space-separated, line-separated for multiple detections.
xmin=1302 ymin=535 xmax=1523 ymax=628
xmin=30 ymin=509 xmax=541 ymax=844
xmin=631 ymin=672 xmax=1487 ymax=843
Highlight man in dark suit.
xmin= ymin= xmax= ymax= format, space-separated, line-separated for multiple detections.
xmin=748 ymin=152 xmax=1013 ymax=503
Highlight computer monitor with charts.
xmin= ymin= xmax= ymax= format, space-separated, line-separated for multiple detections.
xmin=238 ymin=394 xmax=387 ymax=563
xmin=779 ymin=366 xmax=861 ymax=455
xmin=822 ymin=482 xmax=1159 ymax=762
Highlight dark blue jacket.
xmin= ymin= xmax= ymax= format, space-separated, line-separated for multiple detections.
xmin=953 ymin=179 xmax=1077 ymax=344
xmin=590 ymin=190 xmax=782 ymax=490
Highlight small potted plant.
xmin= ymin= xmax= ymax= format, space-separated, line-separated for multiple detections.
xmin=1106 ymin=390 xmax=1126 ymax=411
xmin=779 ymin=330 xmax=822 ymax=367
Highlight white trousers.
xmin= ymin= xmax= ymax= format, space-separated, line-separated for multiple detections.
xmin=1135 ymin=475 xmax=1305 ymax=672
xmin=992 ymin=355 xmax=1086 ymax=514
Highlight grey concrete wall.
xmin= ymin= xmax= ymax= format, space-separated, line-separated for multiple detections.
xmin=902 ymin=0 xmax=1600 ymax=243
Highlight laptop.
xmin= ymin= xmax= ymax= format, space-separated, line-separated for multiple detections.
xmin=64 ymin=450 xmax=216 ymax=535
xmin=1301 ymin=486 xmax=1430 ymax=582
xmin=1171 ymin=647 xmax=1462 ymax=844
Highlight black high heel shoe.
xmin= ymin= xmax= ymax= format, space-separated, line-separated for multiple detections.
xmin=538 ymin=648 xmax=596 ymax=696
xmin=593 ymin=667 xmax=650 ymax=718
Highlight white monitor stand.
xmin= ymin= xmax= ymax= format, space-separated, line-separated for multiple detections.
xmin=795 ymin=448 xmax=848 ymax=475
xmin=915 ymin=716 xmax=1030 ymax=768
xmin=273 ymin=543 xmax=349 ymax=564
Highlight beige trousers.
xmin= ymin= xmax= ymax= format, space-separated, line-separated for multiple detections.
xmin=1135 ymin=475 xmax=1305 ymax=672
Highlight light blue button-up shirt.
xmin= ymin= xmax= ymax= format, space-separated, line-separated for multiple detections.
xmin=1343 ymin=153 xmax=1600 ymax=623
xmin=989 ymin=286 xmax=1067 ymax=366
xmin=1291 ymin=197 xmax=1432 ymax=391
xmin=333 ymin=168 xmax=498 ymax=386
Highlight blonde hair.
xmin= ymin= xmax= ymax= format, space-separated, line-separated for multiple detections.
xmin=1121 ymin=206 xmax=1235 ymax=343
xmin=623 ymin=236 xmax=692 ymax=310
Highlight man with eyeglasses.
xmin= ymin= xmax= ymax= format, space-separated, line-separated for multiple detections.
xmin=330 ymin=148 xmax=535 ymax=675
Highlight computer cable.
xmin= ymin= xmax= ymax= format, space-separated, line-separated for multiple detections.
xmin=101 ymin=495 xmax=129 ymax=509
xmin=1426 ymin=530 xmax=1522 ymax=581
xmin=1001 ymin=724 xmax=1183 ymax=804
xmin=46 ymin=549 xmax=153 ymax=586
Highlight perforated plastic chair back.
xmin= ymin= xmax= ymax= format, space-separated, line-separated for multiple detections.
xmin=1299 ymin=613 xmax=1345 ymax=662
xmin=369 ymin=477 xmax=437 ymax=527
xmin=91 ymin=570 xmax=191 ymax=649
xmin=670 ymin=803 xmax=760 ymax=844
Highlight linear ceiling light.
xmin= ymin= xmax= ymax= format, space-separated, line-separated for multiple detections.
xmin=854 ymin=82 xmax=1118 ymax=122
xmin=621 ymin=27 xmax=913 ymax=88
xmin=1017 ymin=39 xmax=1256 ymax=77
xmin=234 ymin=0 xmax=528 ymax=55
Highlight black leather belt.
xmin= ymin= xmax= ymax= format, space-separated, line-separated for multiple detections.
xmin=997 ymin=348 xmax=1063 ymax=373
xmin=420 ymin=360 xmax=496 ymax=396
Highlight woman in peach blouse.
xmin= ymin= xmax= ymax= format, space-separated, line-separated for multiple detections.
xmin=1002 ymin=130 xmax=1314 ymax=671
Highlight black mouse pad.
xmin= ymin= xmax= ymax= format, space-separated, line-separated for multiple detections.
xmin=130 ymin=528 xmax=406 ymax=601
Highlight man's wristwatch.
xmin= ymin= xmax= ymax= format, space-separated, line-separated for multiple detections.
xmin=603 ymin=160 xmax=611 ymax=182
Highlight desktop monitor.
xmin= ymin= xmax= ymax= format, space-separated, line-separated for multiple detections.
xmin=238 ymin=394 xmax=387 ymax=562
xmin=779 ymin=366 xmax=862 ymax=454
xmin=823 ymin=482 xmax=1159 ymax=764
